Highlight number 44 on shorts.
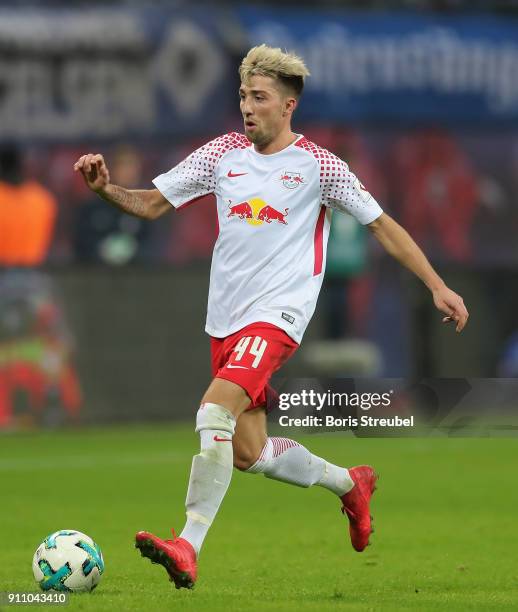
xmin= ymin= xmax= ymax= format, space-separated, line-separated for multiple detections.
xmin=233 ymin=336 xmax=268 ymax=368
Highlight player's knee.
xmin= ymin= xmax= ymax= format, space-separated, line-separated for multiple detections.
xmin=233 ymin=446 xmax=260 ymax=471
xmin=196 ymin=402 xmax=236 ymax=435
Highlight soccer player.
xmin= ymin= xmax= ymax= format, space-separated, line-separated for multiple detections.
xmin=74 ymin=45 xmax=469 ymax=589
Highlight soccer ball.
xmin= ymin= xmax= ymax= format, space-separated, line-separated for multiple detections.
xmin=32 ymin=530 xmax=104 ymax=593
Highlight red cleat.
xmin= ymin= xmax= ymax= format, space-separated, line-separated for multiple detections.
xmin=340 ymin=465 xmax=378 ymax=552
xmin=135 ymin=529 xmax=197 ymax=589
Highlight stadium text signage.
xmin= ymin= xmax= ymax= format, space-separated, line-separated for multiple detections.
xmin=0 ymin=8 xmax=231 ymax=141
xmin=239 ymin=8 xmax=518 ymax=123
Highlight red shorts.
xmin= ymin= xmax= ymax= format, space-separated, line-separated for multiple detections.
xmin=210 ymin=322 xmax=298 ymax=411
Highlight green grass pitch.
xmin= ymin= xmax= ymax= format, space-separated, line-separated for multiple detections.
xmin=1 ymin=425 xmax=517 ymax=611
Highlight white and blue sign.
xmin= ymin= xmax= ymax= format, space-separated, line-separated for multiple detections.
xmin=238 ymin=8 xmax=518 ymax=123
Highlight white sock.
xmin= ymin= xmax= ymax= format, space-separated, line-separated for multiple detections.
xmin=179 ymin=403 xmax=236 ymax=556
xmin=246 ymin=437 xmax=353 ymax=496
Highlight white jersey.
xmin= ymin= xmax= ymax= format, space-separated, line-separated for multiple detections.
xmin=153 ymin=133 xmax=383 ymax=343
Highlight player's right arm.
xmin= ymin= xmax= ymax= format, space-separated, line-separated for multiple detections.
xmin=73 ymin=153 xmax=170 ymax=220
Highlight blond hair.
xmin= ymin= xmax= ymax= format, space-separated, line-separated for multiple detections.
xmin=239 ymin=44 xmax=310 ymax=97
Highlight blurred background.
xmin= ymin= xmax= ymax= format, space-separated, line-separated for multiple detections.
xmin=1 ymin=0 xmax=517 ymax=429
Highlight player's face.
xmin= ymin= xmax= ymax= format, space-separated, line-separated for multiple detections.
xmin=239 ymin=75 xmax=294 ymax=146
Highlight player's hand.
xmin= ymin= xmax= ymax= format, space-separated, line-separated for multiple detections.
xmin=73 ymin=153 xmax=110 ymax=193
xmin=432 ymin=286 xmax=469 ymax=333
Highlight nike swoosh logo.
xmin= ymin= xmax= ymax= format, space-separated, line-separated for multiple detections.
xmin=226 ymin=364 xmax=248 ymax=369
xmin=213 ymin=435 xmax=232 ymax=442
xmin=227 ymin=170 xmax=248 ymax=178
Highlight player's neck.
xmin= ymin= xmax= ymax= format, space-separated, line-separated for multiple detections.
xmin=253 ymin=129 xmax=298 ymax=155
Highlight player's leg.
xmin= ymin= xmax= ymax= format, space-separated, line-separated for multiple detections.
xmin=232 ymin=382 xmax=353 ymax=492
xmin=233 ymin=389 xmax=377 ymax=552
xmin=238 ymin=431 xmax=354 ymax=494
xmin=232 ymin=400 xmax=349 ymax=492
xmin=233 ymin=394 xmax=353 ymax=494
xmin=136 ymin=377 xmax=249 ymax=589
xmin=178 ymin=378 xmax=250 ymax=553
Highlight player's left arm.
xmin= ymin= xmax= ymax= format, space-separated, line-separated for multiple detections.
xmin=367 ymin=212 xmax=469 ymax=333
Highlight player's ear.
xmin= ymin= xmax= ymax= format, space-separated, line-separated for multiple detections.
xmin=283 ymin=96 xmax=297 ymax=117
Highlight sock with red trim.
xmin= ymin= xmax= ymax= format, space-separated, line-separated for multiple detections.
xmin=245 ymin=436 xmax=353 ymax=496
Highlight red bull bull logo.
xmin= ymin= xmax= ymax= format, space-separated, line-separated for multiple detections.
xmin=227 ymin=201 xmax=253 ymax=220
xmin=227 ymin=198 xmax=289 ymax=226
